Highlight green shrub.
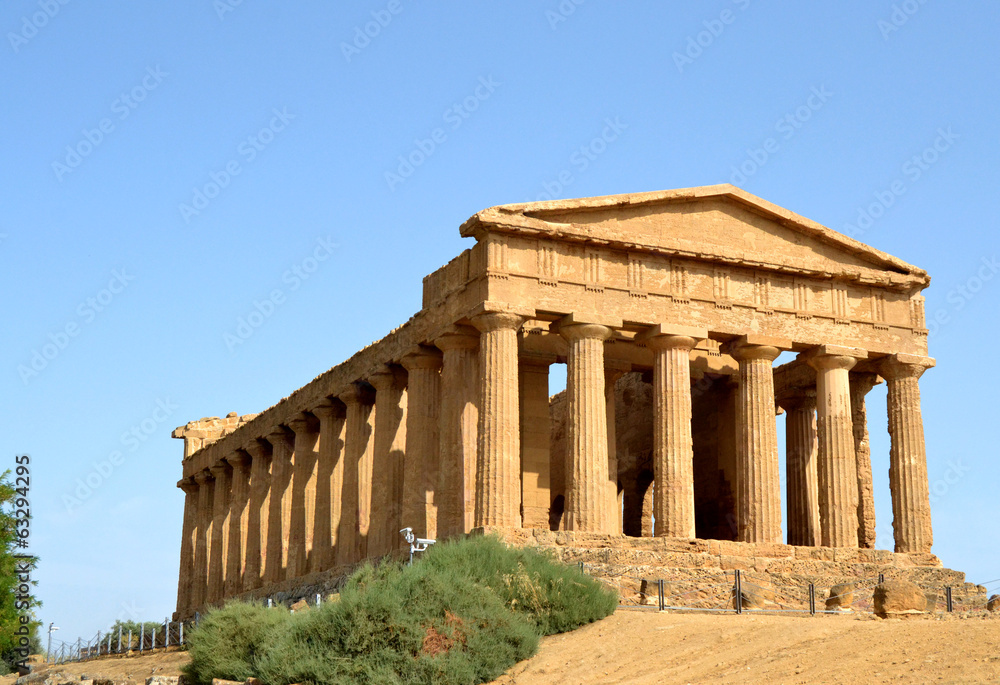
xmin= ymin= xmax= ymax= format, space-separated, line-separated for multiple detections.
xmin=184 ymin=535 xmax=616 ymax=685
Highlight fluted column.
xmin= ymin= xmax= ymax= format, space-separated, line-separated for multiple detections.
xmin=311 ymin=401 xmax=345 ymax=570
xmin=520 ymin=353 xmax=555 ymax=530
xmin=779 ymin=394 xmax=820 ymax=546
xmin=192 ymin=470 xmax=214 ymax=610
xmin=604 ymin=364 xmax=628 ymax=534
xmin=401 ymin=349 xmax=442 ymax=539
xmin=369 ymin=366 xmax=408 ymax=556
xmin=850 ymin=373 xmax=879 ymax=549
xmin=729 ymin=339 xmax=784 ymax=543
xmin=265 ymin=428 xmax=294 ymax=583
xmin=804 ymin=346 xmax=865 ymax=548
xmin=471 ymin=312 xmax=525 ymax=528
xmin=207 ymin=462 xmax=232 ymax=604
xmin=435 ymin=331 xmax=480 ymax=539
xmin=242 ymin=439 xmax=271 ymax=590
xmin=645 ymin=328 xmax=703 ymax=538
xmin=560 ymin=320 xmax=614 ymax=532
xmin=880 ymin=354 xmax=935 ymax=553
xmin=338 ymin=384 xmax=375 ymax=564
xmin=223 ymin=452 xmax=251 ymax=597
xmin=286 ymin=413 xmax=320 ymax=578
xmin=176 ymin=477 xmax=198 ymax=615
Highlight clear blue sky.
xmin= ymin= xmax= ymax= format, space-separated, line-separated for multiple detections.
xmin=2 ymin=2 xmax=997 ymax=641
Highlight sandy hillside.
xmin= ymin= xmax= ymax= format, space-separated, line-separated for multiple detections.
xmin=491 ymin=609 xmax=1000 ymax=685
xmin=6 ymin=610 xmax=1000 ymax=685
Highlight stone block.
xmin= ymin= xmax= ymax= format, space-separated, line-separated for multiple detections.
xmin=720 ymin=555 xmax=752 ymax=571
xmin=873 ymin=580 xmax=927 ymax=617
xmin=988 ymin=595 xmax=1000 ymax=612
xmin=825 ymin=583 xmax=855 ymax=610
xmin=753 ymin=542 xmax=794 ymax=559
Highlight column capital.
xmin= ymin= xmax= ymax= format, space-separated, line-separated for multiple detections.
xmin=243 ymin=438 xmax=271 ymax=461
xmin=367 ymin=364 xmax=407 ymax=392
xmin=209 ymin=461 xmax=231 ymax=478
xmin=849 ymin=371 xmax=881 ymax=397
xmin=286 ymin=412 xmax=319 ymax=434
xmin=470 ymin=311 xmax=526 ymax=333
xmin=224 ymin=451 xmax=252 ymax=473
xmin=177 ymin=477 xmax=198 ymax=494
xmin=433 ymin=326 xmax=480 ymax=352
xmin=557 ymin=322 xmax=614 ymax=343
xmin=776 ymin=389 xmax=817 ymax=412
xmin=194 ymin=469 xmax=214 ymax=485
xmin=726 ymin=335 xmax=789 ymax=363
xmin=266 ymin=426 xmax=295 ymax=451
xmin=337 ymin=381 xmax=375 ymax=406
xmin=800 ymin=345 xmax=867 ymax=372
xmin=636 ymin=323 xmax=707 ymax=351
xmin=310 ymin=399 xmax=342 ymax=420
xmin=879 ymin=353 xmax=935 ymax=380
xmin=400 ymin=346 xmax=443 ymax=371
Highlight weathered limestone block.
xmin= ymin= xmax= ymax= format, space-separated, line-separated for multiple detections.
xmin=732 ymin=584 xmax=774 ymax=609
xmin=988 ymin=595 xmax=1000 ymax=612
xmin=873 ymin=579 xmax=927 ymax=617
xmin=825 ymin=583 xmax=856 ymax=610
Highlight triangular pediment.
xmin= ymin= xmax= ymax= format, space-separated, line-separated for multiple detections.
xmin=460 ymin=185 xmax=928 ymax=287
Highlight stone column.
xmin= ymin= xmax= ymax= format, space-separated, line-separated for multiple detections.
xmin=223 ymin=451 xmax=251 ymax=597
xmin=880 ymin=354 xmax=935 ymax=553
xmin=265 ymin=427 xmax=294 ymax=583
xmin=242 ymin=439 xmax=271 ymax=591
xmin=175 ymin=477 xmax=198 ymax=616
xmin=642 ymin=326 xmax=704 ymax=538
xmin=728 ymin=338 xmax=785 ymax=543
xmin=519 ymin=353 xmax=554 ymax=531
xmin=337 ymin=384 xmax=375 ymax=565
xmin=207 ymin=462 xmax=232 ymax=604
xmin=311 ymin=401 xmax=345 ymax=570
xmin=850 ymin=373 xmax=879 ymax=549
xmin=604 ymin=364 xmax=628 ymax=534
xmin=369 ymin=366 xmax=408 ymax=556
xmin=401 ymin=349 xmax=443 ymax=539
xmin=778 ymin=394 xmax=820 ymax=547
xmin=560 ymin=319 xmax=614 ymax=532
xmin=287 ymin=413 xmax=320 ymax=579
xmin=804 ymin=346 xmax=866 ymax=548
xmin=471 ymin=312 xmax=525 ymax=528
xmin=192 ymin=469 xmax=214 ymax=610
xmin=435 ymin=330 xmax=480 ymax=539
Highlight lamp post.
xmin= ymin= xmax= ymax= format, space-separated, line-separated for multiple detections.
xmin=46 ymin=623 xmax=59 ymax=664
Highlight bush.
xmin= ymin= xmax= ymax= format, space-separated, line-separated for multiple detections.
xmin=184 ymin=535 xmax=616 ymax=685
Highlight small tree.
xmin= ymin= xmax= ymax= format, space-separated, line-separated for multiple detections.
xmin=0 ymin=469 xmax=41 ymax=673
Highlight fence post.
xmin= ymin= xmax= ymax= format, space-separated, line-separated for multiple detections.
xmin=179 ymin=621 xmax=184 ymax=646
xmin=140 ymin=627 xmax=145 ymax=655
xmin=878 ymin=573 xmax=885 ymax=584
xmin=117 ymin=626 xmax=122 ymax=654
xmin=946 ymin=587 xmax=953 ymax=613
xmin=127 ymin=630 xmax=132 ymax=654
xmin=97 ymin=632 xmax=102 ymax=656
xmin=152 ymin=626 xmax=156 ymax=651
xmin=734 ymin=570 xmax=743 ymax=615
xmin=165 ymin=619 xmax=170 ymax=648
xmin=316 ymin=593 xmax=321 ymax=606
xmin=808 ymin=583 xmax=816 ymax=615
xmin=579 ymin=561 xmax=584 ymax=574
xmin=657 ymin=579 xmax=665 ymax=611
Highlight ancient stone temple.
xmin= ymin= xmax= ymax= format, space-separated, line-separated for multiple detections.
xmin=172 ymin=184 xmax=952 ymax=617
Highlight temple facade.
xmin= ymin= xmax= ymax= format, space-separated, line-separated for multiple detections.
xmin=172 ymin=185 xmax=936 ymax=617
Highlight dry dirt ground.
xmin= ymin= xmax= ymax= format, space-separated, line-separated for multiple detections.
xmin=5 ymin=610 xmax=999 ymax=685
xmin=491 ymin=609 xmax=1000 ymax=685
